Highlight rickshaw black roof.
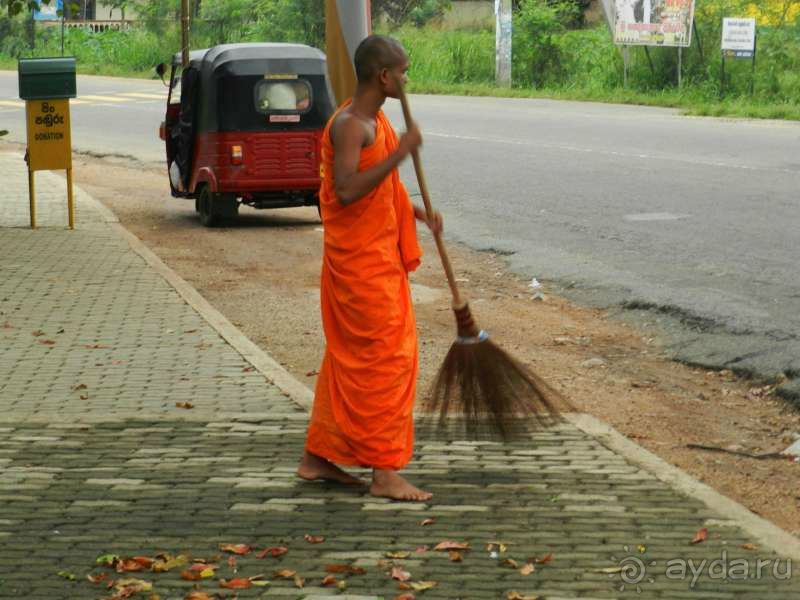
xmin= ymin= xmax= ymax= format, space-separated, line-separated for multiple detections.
xmin=172 ymin=43 xmax=334 ymax=133
xmin=173 ymin=43 xmax=328 ymax=77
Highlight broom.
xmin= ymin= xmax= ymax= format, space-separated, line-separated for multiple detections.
xmin=394 ymin=77 xmax=568 ymax=441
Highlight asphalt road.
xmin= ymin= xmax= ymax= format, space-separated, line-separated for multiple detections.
xmin=2 ymin=71 xmax=798 ymax=398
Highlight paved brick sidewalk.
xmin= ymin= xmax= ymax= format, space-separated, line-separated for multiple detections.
xmin=0 ymin=151 xmax=798 ymax=599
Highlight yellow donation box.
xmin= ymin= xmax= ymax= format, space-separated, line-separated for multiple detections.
xmin=18 ymin=57 xmax=77 ymax=229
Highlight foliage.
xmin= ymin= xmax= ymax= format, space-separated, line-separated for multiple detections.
xmin=374 ymin=0 xmax=451 ymax=27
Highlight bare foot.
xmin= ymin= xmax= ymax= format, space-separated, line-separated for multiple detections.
xmin=296 ymin=451 xmax=365 ymax=485
xmin=370 ymin=469 xmax=432 ymax=501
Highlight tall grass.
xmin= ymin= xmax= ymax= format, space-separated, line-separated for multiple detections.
xmin=1 ymin=12 xmax=798 ymax=120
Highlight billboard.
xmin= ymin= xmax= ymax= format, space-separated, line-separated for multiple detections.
xmin=614 ymin=0 xmax=696 ymax=47
xmin=33 ymin=0 xmax=63 ymax=21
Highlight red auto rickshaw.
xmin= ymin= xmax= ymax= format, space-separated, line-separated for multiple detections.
xmin=157 ymin=43 xmax=335 ymax=226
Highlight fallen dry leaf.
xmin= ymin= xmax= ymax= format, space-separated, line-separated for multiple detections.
xmin=415 ymin=546 xmax=429 ymax=553
xmin=73 ymin=384 xmax=87 ymax=391
xmin=115 ymin=559 xmax=146 ymax=573
xmin=304 ymin=534 xmax=325 ymax=544
xmin=393 ymin=594 xmax=416 ymax=600
xmin=420 ymin=518 xmax=435 ymax=526
xmin=242 ymin=366 xmax=255 ymax=372
xmin=500 ymin=558 xmax=519 ymax=569
xmin=595 ymin=566 xmax=624 ymax=574
xmin=256 ymin=546 xmax=288 ymax=558
xmin=219 ymin=577 xmax=252 ymax=589
xmin=32 ymin=330 xmax=44 ymax=336
xmin=520 ymin=563 xmax=536 ymax=576
xmin=506 ymin=592 xmax=538 ymax=600
xmin=56 ymin=570 xmax=76 ymax=581
xmin=322 ymin=575 xmax=338 ymax=586
xmin=84 ymin=343 xmax=111 ymax=349
xmin=385 ymin=551 xmax=411 ymax=559
xmin=151 ymin=554 xmax=188 ymax=572
xmin=175 ymin=402 xmax=194 ymax=409
xmin=219 ymin=543 xmax=251 ymax=555
xmin=391 ymin=567 xmax=412 ymax=582
xmin=409 ymin=581 xmax=437 ymax=591
xmin=40 ymin=339 xmax=56 ymax=345
xmin=305 ymin=370 xmax=319 ymax=377
xmin=433 ymin=541 xmax=469 ymax=551
xmin=690 ymin=528 xmax=708 ymax=545
xmin=227 ymin=556 xmax=237 ymax=571
xmin=87 ymin=573 xmax=110 ymax=584
xmin=180 ymin=563 xmax=216 ymax=581
xmin=184 ymin=593 xmax=212 ymax=600
xmin=325 ymin=564 xmax=366 ymax=575
xmin=274 ymin=569 xmax=296 ymax=578
xmin=530 ymin=553 xmax=554 ymax=565
xmin=132 ymin=557 xmax=154 ymax=569
xmin=294 ymin=574 xmax=305 ymax=588
xmin=448 ymin=551 xmax=463 ymax=562
xmin=114 ymin=578 xmax=152 ymax=592
xmin=740 ymin=543 xmax=758 ymax=551
xmin=80 ymin=394 xmax=89 ymax=400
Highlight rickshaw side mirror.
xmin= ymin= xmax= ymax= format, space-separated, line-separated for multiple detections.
xmin=155 ymin=63 xmax=168 ymax=86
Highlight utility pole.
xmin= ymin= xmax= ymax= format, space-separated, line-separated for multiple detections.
xmin=495 ymin=0 xmax=512 ymax=87
xmin=181 ymin=0 xmax=190 ymax=67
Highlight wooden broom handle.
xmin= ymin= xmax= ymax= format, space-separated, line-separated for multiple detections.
xmin=394 ymin=77 xmax=464 ymax=308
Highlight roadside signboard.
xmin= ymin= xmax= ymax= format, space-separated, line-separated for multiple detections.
xmin=614 ymin=0 xmax=696 ymax=47
xmin=722 ymin=17 xmax=756 ymax=59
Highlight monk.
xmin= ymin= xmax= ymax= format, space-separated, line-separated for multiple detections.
xmin=297 ymin=35 xmax=442 ymax=501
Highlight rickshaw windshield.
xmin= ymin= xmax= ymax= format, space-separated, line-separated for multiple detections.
xmin=217 ymin=74 xmax=329 ymax=132
xmin=254 ymin=79 xmax=312 ymax=114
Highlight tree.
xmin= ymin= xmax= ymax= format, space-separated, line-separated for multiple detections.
xmin=3 ymin=0 xmax=42 ymax=16
xmin=372 ymin=0 xmax=451 ymax=27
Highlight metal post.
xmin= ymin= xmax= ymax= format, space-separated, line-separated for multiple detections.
xmin=720 ymin=54 xmax=725 ymax=99
xmin=750 ymin=35 xmax=757 ymax=96
xmin=61 ymin=15 xmax=65 ymax=55
xmin=644 ymin=46 xmax=655 ymax=77
xmin=28 ymin=168 xmax=36 ymax=229
xmin=495 ymin=0 xmax=512 ymax=87
xmin=694 ymin=20 xmax=705 ymax=68
xmin=66 ymin=167 xmax=74 ymax=230
xmin=678 ymin=47 xmax=682 ymax=88
xmin=181 ymin=0 xmax=190 ymax=67
xmin=623 ymin=46 xmax=630 ymax=87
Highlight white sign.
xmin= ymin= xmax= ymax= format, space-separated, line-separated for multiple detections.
xmin=614 ymin=0 xmax=696 ymax=47
xmin=722 ymin=18 xmax=756 ymax=53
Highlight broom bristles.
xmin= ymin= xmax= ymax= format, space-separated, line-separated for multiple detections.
xmin=420 ymin=304 xmax=569 ymax=441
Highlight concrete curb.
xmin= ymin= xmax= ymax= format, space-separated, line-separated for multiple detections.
xmin=567 ymin=412 xmax=800 ymax=562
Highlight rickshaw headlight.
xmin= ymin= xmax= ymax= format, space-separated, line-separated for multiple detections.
xmin=231 ymin=145 xmax=244 ymax=165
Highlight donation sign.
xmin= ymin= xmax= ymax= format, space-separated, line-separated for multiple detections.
xmin=721 ymin=18 xmax=756 ymax=58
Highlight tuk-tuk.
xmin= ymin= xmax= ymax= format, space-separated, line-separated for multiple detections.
xmin=158 ymin=43 xmax=336 ymax=226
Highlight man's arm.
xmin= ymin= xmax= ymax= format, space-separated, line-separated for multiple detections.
xmin=333 ymin=115 xmax=421 ymax=206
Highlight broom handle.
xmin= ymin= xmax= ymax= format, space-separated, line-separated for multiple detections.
xmin=394 ymin=78 xmax=464 ymax=308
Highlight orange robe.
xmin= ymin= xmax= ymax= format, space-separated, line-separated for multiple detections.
xmin=305 ymin=105 xmax=422 ymax=471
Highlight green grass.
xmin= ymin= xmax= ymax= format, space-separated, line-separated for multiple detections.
xmin=407 ymin=80 xmax=800 ymax=121
xmin=3 ymin=23 xmax=799 ymax=121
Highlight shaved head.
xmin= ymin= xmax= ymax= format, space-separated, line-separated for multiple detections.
xmin=354 ymin=35 xmax=407 ymax=84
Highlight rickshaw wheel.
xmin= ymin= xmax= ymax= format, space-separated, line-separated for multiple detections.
xmin=198 ymin=187 xmax=238 ymax=227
